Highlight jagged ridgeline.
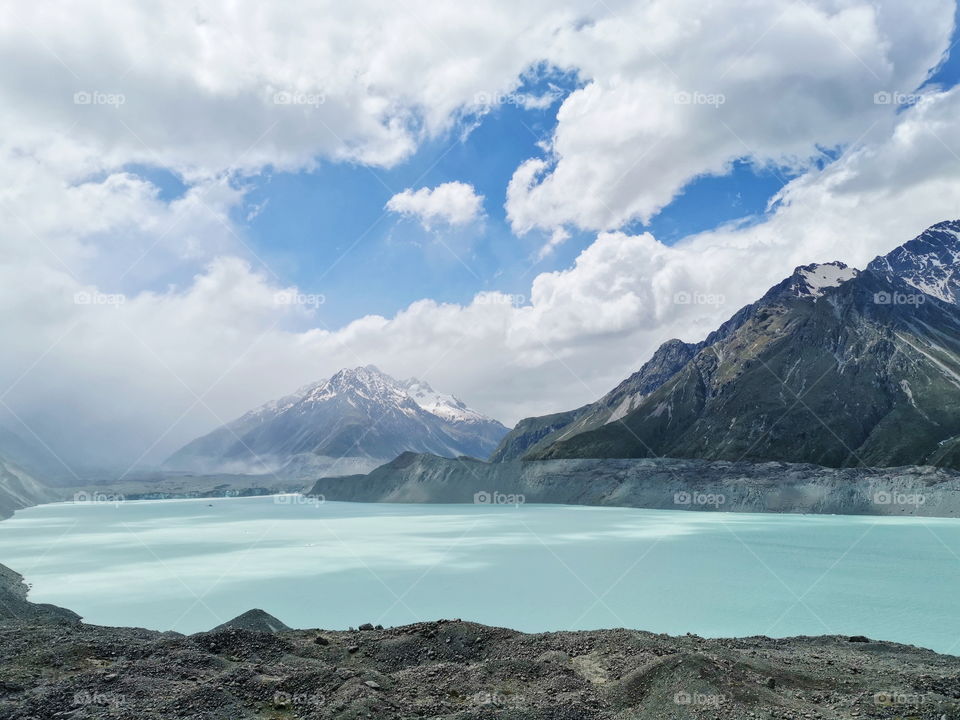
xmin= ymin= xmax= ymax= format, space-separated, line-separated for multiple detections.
xmin=495 ymin=220 xmax=960 ymax=469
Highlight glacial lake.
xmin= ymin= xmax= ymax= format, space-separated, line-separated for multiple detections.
xmin=2 ymin=496 xmax=958 ymax=653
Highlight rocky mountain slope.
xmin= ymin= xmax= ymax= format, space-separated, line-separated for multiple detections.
xmin=490 ymin=339 xmax=702 ymax=462
xmin=491 ymin=309 xmax=756 ymax=462
xmin=867 ymin=218 xmax=960 ymax=302
xmin=499 ymin=221 xmax=960 ymax=469
xmin=309 ymin=452 xmax=960 ymax=516
xmin=165 ymin=366 xmax=507 ymax=476
xmin=0 ymin=424 xmax=74 ymax=486
xmin=0 ymin=563 xmax=79 ymax=624
xmin=0 ymin=454 xmax=54 ymax=519
xmin=4 ymin=560 xmax=960 ymax=720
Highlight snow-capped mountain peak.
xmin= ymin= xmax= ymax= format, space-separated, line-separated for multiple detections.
xmin=298 ymin=366 xmax=491 ymax=425
xmin=304 ymin=365 xmax=411 ymax=407
xmin=165 ymin=366 xmax=508 ymax=474
xmin=867 ymin=219 xmax=960 ymax=304
xmin=401 ymin=377 xmax=486 ymax=425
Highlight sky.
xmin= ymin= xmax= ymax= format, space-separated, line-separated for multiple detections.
xmin=2 ymin=0 xmax=960 ymax=470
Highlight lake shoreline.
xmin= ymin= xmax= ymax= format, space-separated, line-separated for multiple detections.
xmin=5 ymin=492 xmax=960 ymax=717
xmin=2 ymin=558 xmax=959 ymax=719
xmin=6 ymin=497 xmax=960 ymax=646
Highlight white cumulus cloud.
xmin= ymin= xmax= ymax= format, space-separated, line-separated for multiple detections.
xmin=505 ymin=0 xmax=954 ymax=234
xmin=386 ymin=182 xmax=485 ymax=229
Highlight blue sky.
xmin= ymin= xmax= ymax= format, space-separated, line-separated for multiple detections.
xmin=239 ymin=76 xmax=577 ymax=325
xmin=228 ymin=83 xmax=793 ymax=326
xmin=125 ymin=8 xmax=960 ymax=329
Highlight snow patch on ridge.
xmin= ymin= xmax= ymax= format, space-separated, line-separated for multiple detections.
xmin=867 ymin=220 xmax=960 ymax=304
xmin=796 ymin=262 xmax=858 ymax=298
xmin=401 ymin=379 xmax=485 ymax=425
xmin=247 ymin=365 xmax=498 ymax=429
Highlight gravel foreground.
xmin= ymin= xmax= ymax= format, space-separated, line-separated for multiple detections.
xmin=2 ymin=566 xmax=960 ymax=719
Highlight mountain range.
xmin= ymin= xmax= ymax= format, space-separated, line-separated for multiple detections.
xmin=493 ymin=220 xmax=960 ymax=469
xmin=164 ymin=365 xmax=508 ymax=476
xmin=13 ymin=221 xmax=960 ymax=487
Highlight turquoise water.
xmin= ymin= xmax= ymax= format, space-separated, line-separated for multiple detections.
xmin=2 ymin=496 xmax=958 ymax=653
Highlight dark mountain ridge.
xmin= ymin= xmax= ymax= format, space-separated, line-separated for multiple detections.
xmin=499 ymin=220 xmax=960 ymax=469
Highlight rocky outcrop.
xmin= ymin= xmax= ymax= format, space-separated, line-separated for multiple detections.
xmin=0 ymin=562 xmax=80 ymax=625
xmin=211 ymin=609 xmax=291 ymax=634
